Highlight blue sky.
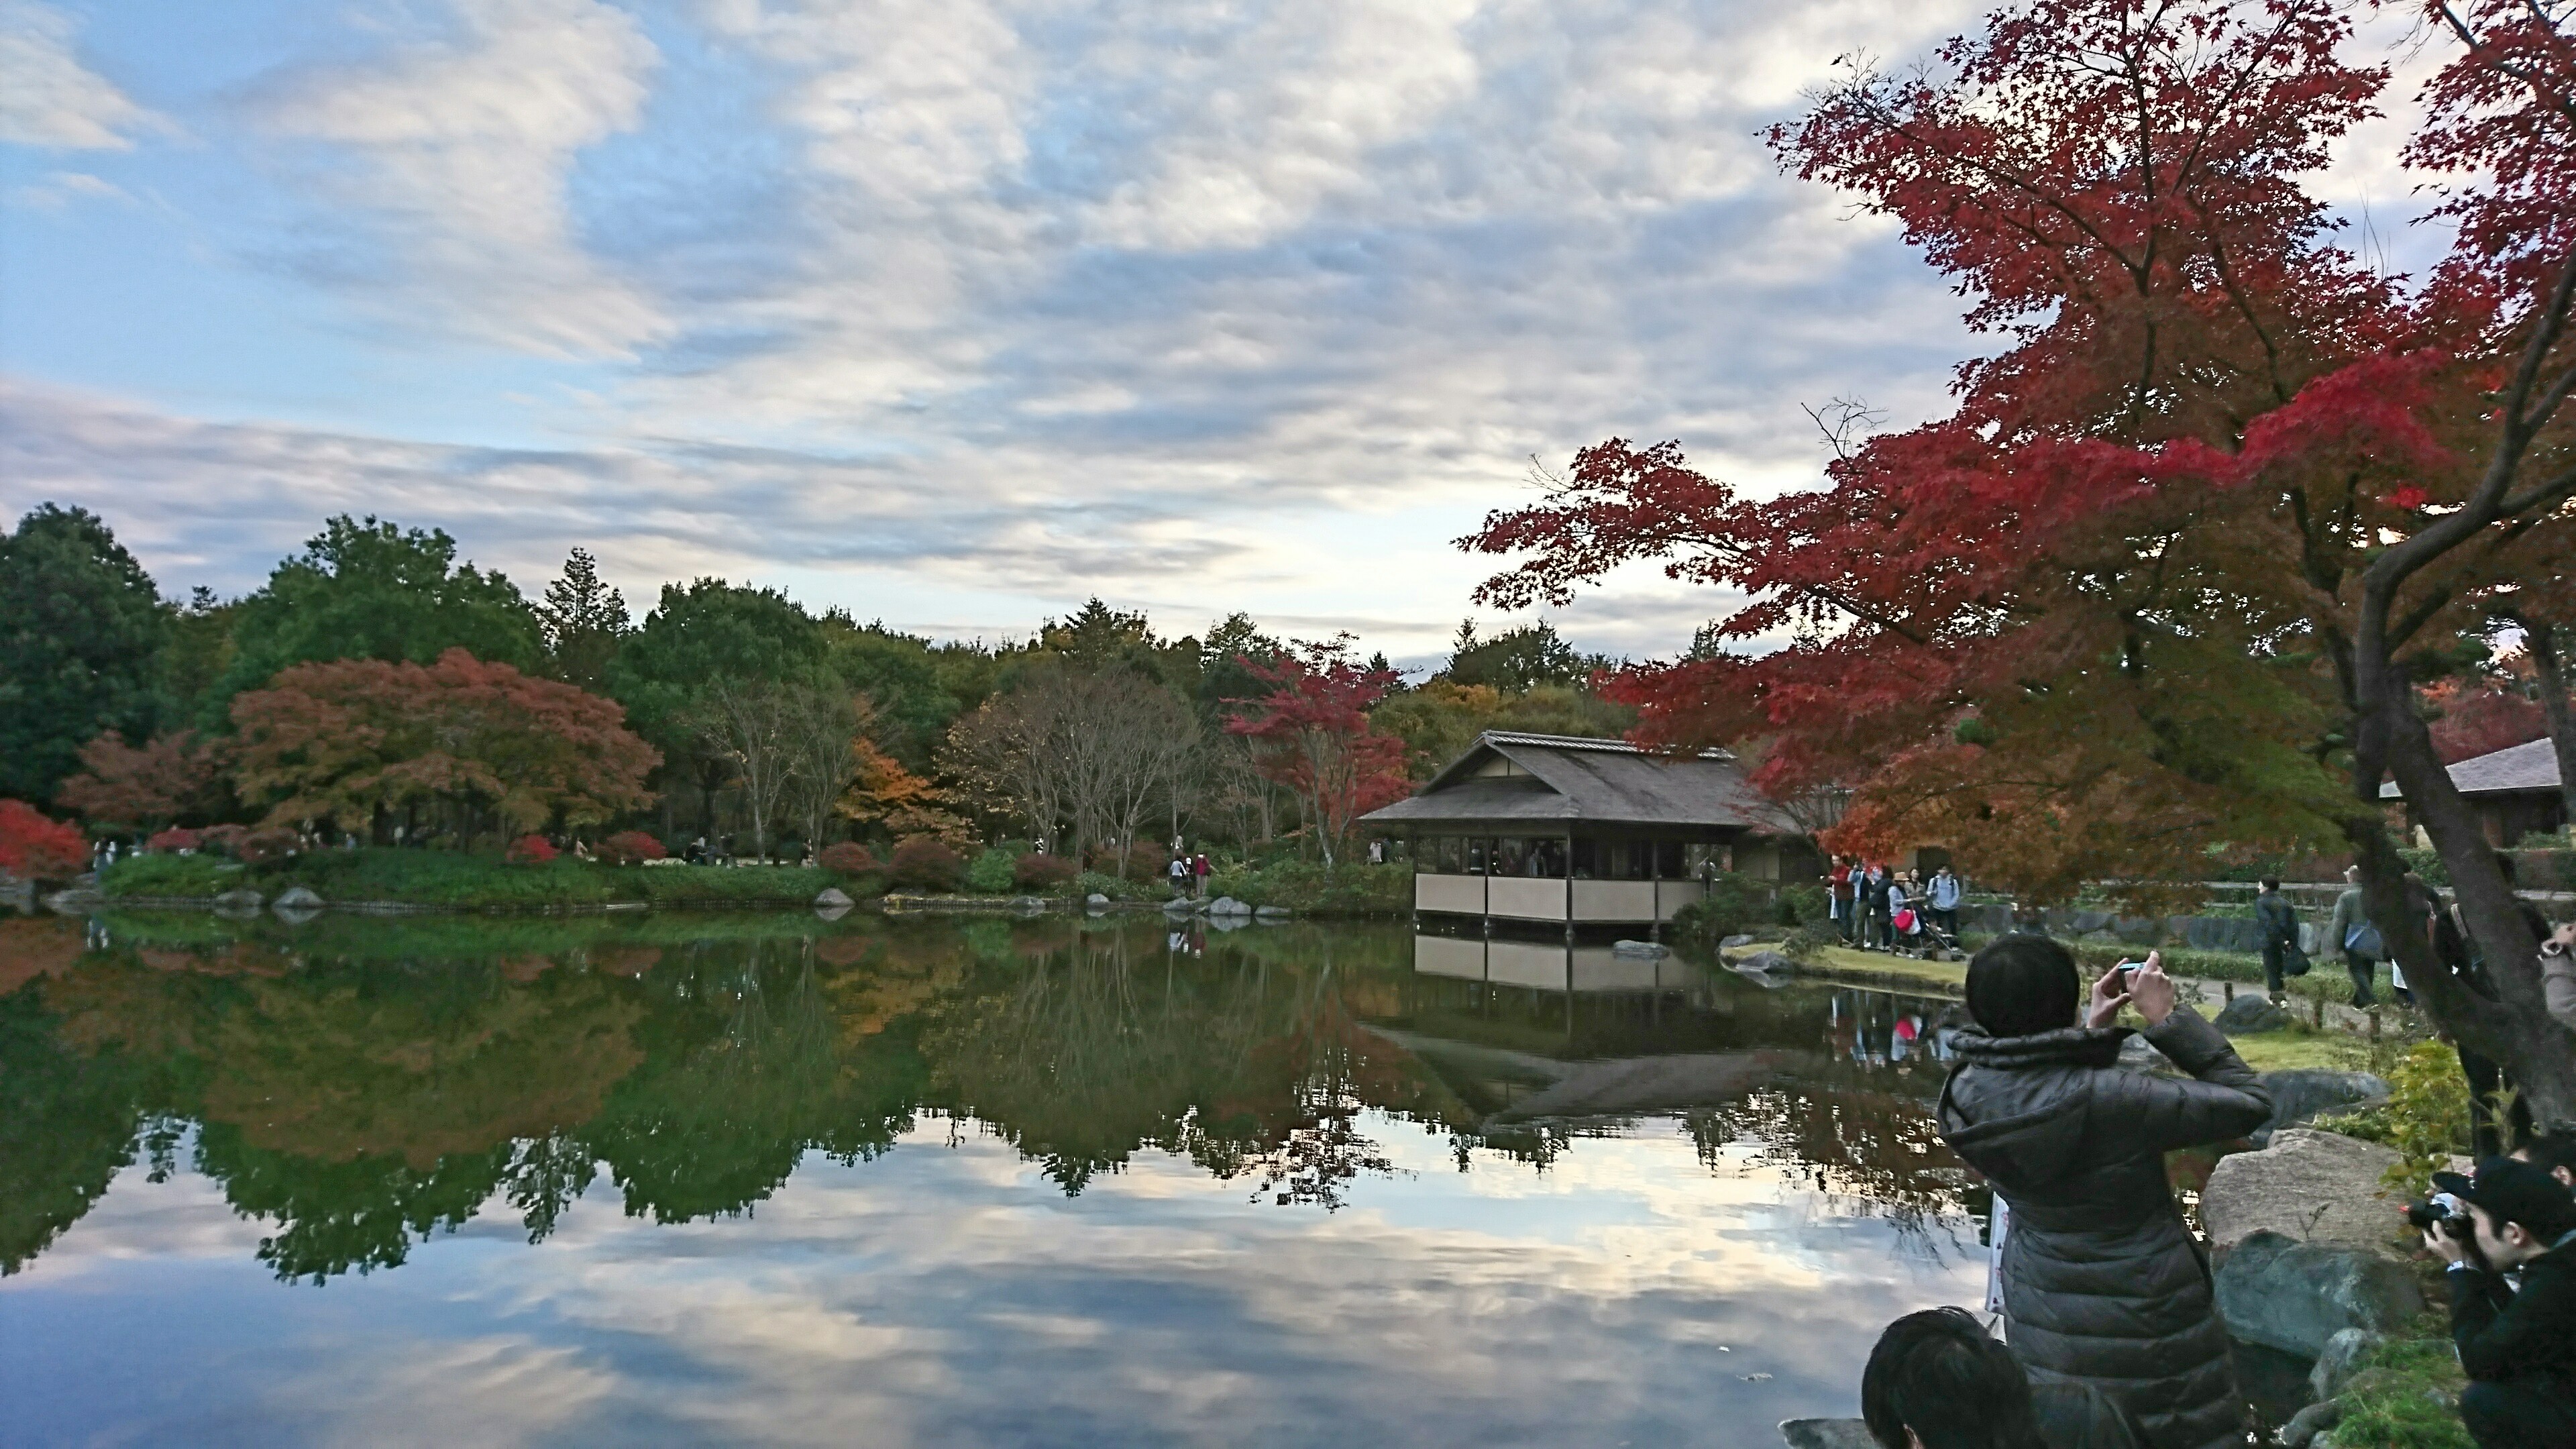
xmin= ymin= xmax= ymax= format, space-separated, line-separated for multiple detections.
xmin=0 ymin=0 xmax=2443 ymax=665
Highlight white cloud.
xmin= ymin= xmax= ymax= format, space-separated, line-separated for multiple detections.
xmin=9 ymin=168 xmax=129 ymax=209
xmin=243 ymin=0 xmax=667 ymax=357
xmin=0 ymin=0 xmax=169 ymax=148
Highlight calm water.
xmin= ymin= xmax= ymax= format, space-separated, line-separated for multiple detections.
xmin=0 ymin=910 xmax=1986 ymax=1448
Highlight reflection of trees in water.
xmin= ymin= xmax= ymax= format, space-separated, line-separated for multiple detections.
xmin=0 ymin=981 xmax=156 ymax=1274
xmin=1684 ymin=1086 xmax=1975 ymax=1260
xmin=923 ymin=929 xmax=1415 ymax=1207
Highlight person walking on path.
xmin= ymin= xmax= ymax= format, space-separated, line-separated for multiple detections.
xmin=1169 ymin=855 xmax=1190 ymax=898
xmin=1191 ymin=853 xmax=1212 ymax=900
xmin=1938 ymin=937 xmax=2272 ymax=1449
xmin=2327 ymin=865 xmax=2383 ymax=1008
xmin=2253 ymin=878 xmax=2304 ymax=1003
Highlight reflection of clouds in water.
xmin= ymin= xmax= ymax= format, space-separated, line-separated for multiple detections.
xmin=5 ymin=1112 xmax=1980 ymax=1446
xmin=8 ymin=1150 xmax=269 ymax=1277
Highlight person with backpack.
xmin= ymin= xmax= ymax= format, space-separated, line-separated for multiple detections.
xmin=2253 ymin=878 xmax=2305 ymax=1003
xmin=2327 ymin=865 xmax=2384 ymax=1008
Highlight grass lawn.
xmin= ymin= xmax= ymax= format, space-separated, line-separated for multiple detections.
xmin=102 ymin=847 xmax=871 ymax=910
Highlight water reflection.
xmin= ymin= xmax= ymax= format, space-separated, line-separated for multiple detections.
xmin=1 ymin=910 xmax=1990 ymax=1447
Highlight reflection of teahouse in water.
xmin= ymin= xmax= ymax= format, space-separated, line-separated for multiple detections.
xmin=1359 ymin=731 xmax=1823 ymax=934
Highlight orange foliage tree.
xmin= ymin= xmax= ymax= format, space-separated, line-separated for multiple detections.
xmin=55 ymin=731 xmax=231 ymax=835
xmin=229 ymin=649 xmax=658 ymax=841
xmin=0 ymin=800 xmax=88 ymax=880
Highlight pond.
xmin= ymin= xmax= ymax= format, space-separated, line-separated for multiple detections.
xmin=0 ymin=911 xmax=1990 ymax=1448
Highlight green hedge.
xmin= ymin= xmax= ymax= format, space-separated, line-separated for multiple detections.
xmin=101 ymin=847 xmax=848 ymax=908
xmin=1201 ymin=860 xmax=1410 ymax=915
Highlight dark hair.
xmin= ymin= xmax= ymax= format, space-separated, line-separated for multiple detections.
xmin=2514 ymin=1134 xmax=2576 ymax=1185
xmin=1862 ymin=1308 xmax=2048 ymax=1449
xmin=1965 ymin=935 xmax=2081 ymax=1038
xmin=2260 ymin=877 xmax=2282 ymax=892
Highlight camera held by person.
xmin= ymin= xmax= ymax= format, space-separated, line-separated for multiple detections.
xmin=2420 ymin=1157 xmax=2576 ymax=1449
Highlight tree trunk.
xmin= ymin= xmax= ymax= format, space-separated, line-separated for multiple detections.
xmin=2526 ymin=621 xmax=2576 ymax=832
xmin=2353 ymin=661 xmax=2576 ymax=1131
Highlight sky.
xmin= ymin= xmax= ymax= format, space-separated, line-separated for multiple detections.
xmin=0 ymin=0 xmax=2452 ymax=669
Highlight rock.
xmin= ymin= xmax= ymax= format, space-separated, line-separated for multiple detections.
xmin=1085 ymin=893 xmax=1111 ymax=910
xmin=812 ymin=888 xmax=853 ymax=909
xmin=273 ymin=885 xmax=325 ymax=909
xmin=1720 ymin=933 xmax=1758 ymax=951
xmin=44 ymin=888 xmax=105 ymax=915
xmin=1734 ymin=950 xmax=1796 ymax=975
xmin=1780 ymin=1421 xmax=1876 ymax=1449
xmin=2309 ymin=1328 xmax=2384 ymax=1403
xmin=2253 ymin=1070 xmax=2390 ymax=1144
xmin=2213 ymin=1230 xmax=2424 ymax=1358
xmin=1207 ymin=912 xmax=1246 ymax=932
xmin=2278 ymin=1401 xmax=2343 ymax=1449
xmin=2202 ymin=1130 xmax=2406 ymax=1257
xmin=1208 ymin=896 xmax=1253 ymax=916
xmin=2118 ymin=1032 xmax=2168 ymax=1070
xmin=2213 ymin=994 xmax=2290 ymax=1034
xmin=1612 ymin=940 xmax=1670 ymax=958
xmin=1254 ymin=905 xmax=1291 ymax=918
xmin=211 ymin=888 xmax=264 ymax=916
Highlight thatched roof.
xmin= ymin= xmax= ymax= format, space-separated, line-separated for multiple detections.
xmin=2379 ymin=737 xmax=2565 ymax=800
xmin=1358 ymin=731 xmax=1800 ymax=833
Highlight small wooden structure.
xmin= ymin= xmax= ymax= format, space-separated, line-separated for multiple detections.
xmin=1358 ymin=731 xmax=1819 ymax=932
xmin=2380 ymin=737 xmax=2569 ymax=845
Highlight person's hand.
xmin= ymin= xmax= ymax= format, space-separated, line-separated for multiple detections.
xmin=2087 ymin=962 xmax=2135 ymax=1030
xmin=2544 ymin=921 xmax=2576 ymax=959
xmin=2424 ymin=1226 xmax=2469 ymax=1265
xmin=2129 ymin=952 xmax=2177 ymax=1025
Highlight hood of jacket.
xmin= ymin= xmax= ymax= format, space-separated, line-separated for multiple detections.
xmin=1939 ymin=1026 xmax=2129 ymax=1189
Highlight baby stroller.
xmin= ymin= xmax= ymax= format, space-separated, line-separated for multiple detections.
xmin=1892 ymin=905 xmax=1962 ymax=962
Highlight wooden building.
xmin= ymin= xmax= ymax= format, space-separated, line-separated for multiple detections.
xmin=1358 ymin=731 xmax=1820 ymax=932
xmin=2380 ymin=737 xmax=2569 ymax=845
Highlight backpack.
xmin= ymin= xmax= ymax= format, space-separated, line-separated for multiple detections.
xmin=2345 ymin=920 xmax=2384 ymax=959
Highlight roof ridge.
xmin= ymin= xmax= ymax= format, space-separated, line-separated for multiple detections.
xmin=1479 ymin=729 xmax=1732 ymax=760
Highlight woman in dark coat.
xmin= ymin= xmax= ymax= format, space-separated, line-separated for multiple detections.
xmin=1939 ymin=938 xmax=2271 ymax=1449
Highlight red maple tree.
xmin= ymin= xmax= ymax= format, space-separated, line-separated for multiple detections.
xmin=1225 ymin=640 xmax=1410 ymax=867
xmin=0 ymin=800 xmax=88 ymax=881
xmin=230 ymin=649 xmax=659 ymax=841
xmin=55 ymin=731 xmax=230 ymax=835
xmin=1461 ymin=0 xmax=2576 ymax=1116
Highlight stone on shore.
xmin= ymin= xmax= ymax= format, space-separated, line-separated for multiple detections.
xmin=2213 ymin=994 xmax=2290 ymax=1034
xmin=1254 ymin=905 xmax=1290 ymax=919
xmin=2252 ymin=1070 xmax=2389 ymax=1144
xmin=1085 ymin=893 xmax=1111 ymax=910
xmin=211 ymin=888 xmax=264 ymax=916
xmin=2200 ymin=1129 xmax=2406 ymax=1257
xmin=2309 ymin=1327 xmax=2385 ymax=1402
xmin=813 ymin=888 xmax=853 ymax=909
xmin=1780 ymin=1420 xmax=1875 ymax=1449
xmin=1612 ymin=940 xmax=1669 ymax=958
xmin=1208 ymin=896 xmax=1252 ymax=917
xmin=274 ymin=885 xmax=325 ymax=910
xmin=1733 ymin=950 xmax=1796 ymax=975
xmin=2212 ymin=1230 xmax=2424 ymax=1358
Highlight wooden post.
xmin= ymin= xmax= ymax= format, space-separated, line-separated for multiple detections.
xmin=2223 ymin=981 xmax=2235 ymax=1004
xmin=2314 ymin=996 xmax=2326 ymax=1028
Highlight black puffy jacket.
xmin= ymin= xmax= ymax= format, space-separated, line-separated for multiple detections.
xmin=1939 ymin=1008 xmax=2271 ymax=1449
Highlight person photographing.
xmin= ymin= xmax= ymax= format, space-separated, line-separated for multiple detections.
xmin=1939 ymin=940 xmax=2271 ymax=1449
xmin=2421 ymin=1157 xmax=2576 ymax=1448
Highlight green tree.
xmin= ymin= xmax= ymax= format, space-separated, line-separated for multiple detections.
xmin=214 ymin=517 xmax=541 ymax=716
xmin=162 ymin=587 xmax=240 ymax=726
xmin=1440 ymin=619 xmax=1606 ymax=692
xmin=607 ymin=580 xmax=828 ymax=843
xmin=820 ymin=614 xmax=965 ymax=769
xmin=535 ymin=548 xmax=631 ymax=694
xmin=0 ymin=504 xmax=170 ymax=801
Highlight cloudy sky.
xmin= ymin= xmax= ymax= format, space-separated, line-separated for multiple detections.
xmin=0 ymin=0 xmax=2443 ymax=665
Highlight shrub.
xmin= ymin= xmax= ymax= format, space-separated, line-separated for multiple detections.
xmin=236 ymin=826 xmax=301 ymax=865
xmin=888 ymin=837 xmax=964 ymax=892
xmin=817 ymin=841 xmax=881 ymax=875
xmin=197 ymin=824 xmax=248 ymax=857
xmin=965 ymin=847 xmax=1017 ymax=894
xmin=0 ymin=800 xmax=89 ymax=880
xmin=1014 ymin=853 xmax=1079 ymax=890
xmin=594 ymin=830 xmax=666 ymax=865
xmin=1672 ymin=871 xmax=1765 ymax=947
xmin=147 ymin=826 xmax=202 ymax=853
xmin=1778 ymin=882 xmax=1829 ymax=926
xmin=504 ymin=835 xmax=559 ymax=865
xmin=1781 ymin=921 xmax=1843 ymax=963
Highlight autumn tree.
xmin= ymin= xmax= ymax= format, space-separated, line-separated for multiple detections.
xmin=54 ymin=732 xmax=231 ymax=835
xmin=0 ymin=801 xmax=89 ymax=881
xmin=229 ymin=649 xmax=657 ymax=842
xmin=839 ymin=734 xmax=969 ymax=845
xmin=213 ymin=516 xmax=542 ymax=716
xmin=1224 ymin=640 xmax=1409 ymax=866
xmin=1460 ymin=0 xmax=2576 ymax=1118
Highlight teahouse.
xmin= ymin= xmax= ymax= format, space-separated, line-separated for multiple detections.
xmin=1358 ymin=731 xmax=1820 ymax=932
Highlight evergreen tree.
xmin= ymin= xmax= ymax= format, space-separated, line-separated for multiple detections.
xmin=536 ymin=548 xmax=632 ymax=693
xmin=0 ymin=504 xmax=170 ymax=801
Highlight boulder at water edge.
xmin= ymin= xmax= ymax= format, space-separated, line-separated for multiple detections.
xmin=2200 ymin=1129 xmax=2406 ymax=1257
xmin=211 ymin=888 xmax=263 ymax=916
xmin=1612 ymin=940 xmax=1669 ymax=958
xmin=2213 ymin=994 xmax=2290 ymax=1034
xmin=2212 ymin=1229 xmax=2424 ymax=1358
xmin=273 ymin=885 xmax=325 ymax=910
xmin=1254 ymin=905 xmax=1289 ymax=919
xmin=1209 ymin=896 xmax=1252 ymax=916
xmin=813 ymin=888 xmax=854 ymax=910
xmin=1085 ymin=893 xmax=1111 ymax=910
xmin=1733 ymin=951 xmax=1796 ymax=975
xmin=2251 ymin=1070 xmax=2389 ymax=1144
xmin=1779 ymin=1421 xmax=1876 ymax=1449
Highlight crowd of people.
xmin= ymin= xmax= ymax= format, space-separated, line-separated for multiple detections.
xmin=1837 ymin=906 xmax=2576 ymax=1449
xmin=1828 ymin=858 xmax=1965 ymax=956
